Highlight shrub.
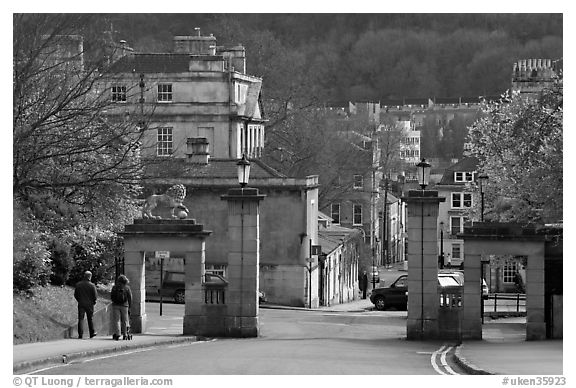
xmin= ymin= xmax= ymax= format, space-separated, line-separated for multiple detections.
xmin=67 ymin=236 xmax=120 ymax=286
xmin=13 ymin=205 xmax=51 ymax=291
xmin=48 ymin=239 xmax=73 ymax=286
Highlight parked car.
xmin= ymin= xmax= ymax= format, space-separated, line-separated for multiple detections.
xmin=157 ymin=271 xmax=265 ymax=304
xmin=158 ymin=272 xmax=227 ymax=304
xmin=370 ymin=265 xmax=380 ymax=284
xmin=369 ymin=274 xmax=408 ymax=310
xmin=369 ymin=273 xmax=461 ymax=311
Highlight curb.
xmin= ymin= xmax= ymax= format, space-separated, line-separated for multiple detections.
xmin=453 ymin=344 xmax=494 ymax=375
xmin=13 ymin=336 xmax=198 ymax=374
xmin=260 ymin=304 xmax=372 ymax=313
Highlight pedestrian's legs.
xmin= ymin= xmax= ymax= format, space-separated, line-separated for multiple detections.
xmin=362 ymin=288 xmax=367 ymax=299
xmin=119 ymin=306 xmax=128 ymax=336
xmin=86 ymin=308 xmax=95 ymax=337
xmin=112 ymin=306 xmax=121 ymax=338
xmin=77 ymin=306 xmax=85 ymax=338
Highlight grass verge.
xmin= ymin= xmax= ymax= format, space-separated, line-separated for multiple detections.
xmin=13 ymin=284 xmax=111 ymax=345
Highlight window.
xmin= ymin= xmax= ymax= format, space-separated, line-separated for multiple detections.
xmin=454 ymin=172 xmax=474 ymax=182
xmin=451 ymin=244 xmax=462 ymax=260
xmin=157 ymin=127 xmax=173 ymax=156
xmin=451 ymin=192 xmax=472 ymax=209
xmin=331 ymin=203 xmax=340 ymax=224
xmin=450 ymin=216 xmax=463 ymax=235
xmin=353 ymin=204 xmax=362 ymax=225
xmin=503 ymin=262 xmax=520 ymax=283
xmin=157 ymin=83 xmax=173 ymax=102
xmin=111 ymin=85 xmax=126 ymax=102
xmin=353 ymin=175 xmax=364 ymax=189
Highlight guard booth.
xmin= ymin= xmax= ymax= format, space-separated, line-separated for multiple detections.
xmin=459 ymin=222 xmax=548 ymax=340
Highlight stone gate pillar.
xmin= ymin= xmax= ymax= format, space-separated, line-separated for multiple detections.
xmin=403 ymin=190 xmax=445 ymax=340
xmin=121 ymin=220 xmax=211 ymax=334
xmin=221 ymin=187 xmax=265 ymax=337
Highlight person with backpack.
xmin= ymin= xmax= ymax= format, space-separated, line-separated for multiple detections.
xmin=111 ymin=274 xmax=132 ymax=340
xmin=74 ymin=270 xmax=98 ymax=339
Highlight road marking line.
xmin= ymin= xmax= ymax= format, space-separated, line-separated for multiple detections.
xmin=431 ymin=345 xmax=448 ymax=375
xmin=441 ymin=346 xmax=459 ymax=375
xmin=167 ymin=339 xmax=216 ymax=348
xmin=26 ymin=364 xmax=66 ymax=374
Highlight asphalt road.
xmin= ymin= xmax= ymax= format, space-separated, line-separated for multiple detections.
xmin=34 ymin=306 xmax=466 ymax=375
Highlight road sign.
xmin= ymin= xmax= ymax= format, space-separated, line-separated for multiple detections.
xmin=155 ymin=251 xmax=170 ymax=259
xmin=311 ymin=245 xmax=322 ymax=256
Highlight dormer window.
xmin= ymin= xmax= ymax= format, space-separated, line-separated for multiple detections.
xmin=353 ymin=175 xmax=364 ymax=189
xmin=454 ymin=171 xmax=474 ymax=182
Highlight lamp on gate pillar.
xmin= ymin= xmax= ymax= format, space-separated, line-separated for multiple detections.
xmin=220 ymin=154 xmax=265 ymax=337
xmin=477 ymin=173 xmax=488 ymax=222
xmin=237 ymin=154 xmax=251 ymax=188
xmin=237 ymin=154 xmax=250 ymax=316
xmin=416 ymin=159 xmax=431 ymax=191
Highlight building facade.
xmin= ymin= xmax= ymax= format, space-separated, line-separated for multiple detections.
xmin=434 ymin=156 xmax=480 ymax=268
xmin=105 ymin=32 xmax=265 ymax=160
xmin=100 ymin=32 xmax=321 ymax=307
xmin=318 ymin=212 xmax=363 ymax=306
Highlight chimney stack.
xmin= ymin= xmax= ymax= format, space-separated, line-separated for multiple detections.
xmin=186 ymin=138 xmax=210 ymax=165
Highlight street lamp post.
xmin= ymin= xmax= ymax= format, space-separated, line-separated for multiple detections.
xmin=477 ymin=173 xmax=488 ymax=222
xmin=476 ymin=173 xmax=488 ymax=324
xmin=439 ymin=221 xmax=444 ymax=269
xmin=416 ymin=159 xmax=431 ymax=337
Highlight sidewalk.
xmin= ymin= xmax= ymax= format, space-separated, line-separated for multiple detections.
xmin=14 ymin=300 xmax=562 ymax=375
xmin=13 ymin=303 xmax=195 ymax=374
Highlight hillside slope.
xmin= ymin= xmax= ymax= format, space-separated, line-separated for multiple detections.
xmin=13 ymin=285 xmax=110 ymax=345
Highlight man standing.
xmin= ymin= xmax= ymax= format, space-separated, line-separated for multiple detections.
xmin=74 ymin=270 xmax=98 ymax=339
xmin=359 ymin=270 xmax=369 ymax=299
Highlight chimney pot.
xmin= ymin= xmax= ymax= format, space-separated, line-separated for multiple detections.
xmin=186 ymin=137 xmax=210 ymax=165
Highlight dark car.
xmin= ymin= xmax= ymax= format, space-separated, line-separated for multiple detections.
xmin=369 ymin=274 xmax=408 ymax=310
xmin=157 ymin=271 xmax=265 ymax=304
xmin=158 ymin=272 xmax=228 ymax=304
xmin=369 ymin=273 xmax=461 ymax=311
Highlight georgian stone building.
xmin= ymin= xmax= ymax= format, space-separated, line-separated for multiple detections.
xmin=105 ymin=32 xmax=265 ymax=160
xmin=100 ymin=31 xmax=322 ymax=307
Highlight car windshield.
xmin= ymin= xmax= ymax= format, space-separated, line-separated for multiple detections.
xmin=438 ymin=276 xmax=460 ymax=287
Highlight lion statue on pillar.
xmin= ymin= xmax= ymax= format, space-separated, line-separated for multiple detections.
xmin=142 ymin=184 xmax=189 ymax=219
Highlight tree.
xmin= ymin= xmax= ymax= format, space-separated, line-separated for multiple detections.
xmin=466 ymin=85 xmax=563 ymax=224
xmin=13 ymin=14 xmax=147 ymax=287
xmin=13 ymin=14 xmax=144 ymax=232
xmin=262 ymin=108 xmax=371 ymax=203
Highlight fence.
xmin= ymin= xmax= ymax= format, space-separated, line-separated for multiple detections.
xmin=484 ymin=293 xmax=526 ymax=314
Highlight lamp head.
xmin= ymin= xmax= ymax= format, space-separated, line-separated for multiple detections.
xmin=477 ymin=173 xmax=488 ymax=192
xmin=416 ymin=158 xmax=431 ymax=190
xmin=237 ymin=154 xmax=251 ymax=188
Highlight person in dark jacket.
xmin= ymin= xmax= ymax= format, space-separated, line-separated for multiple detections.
xmin=111 ymin=274 xmax=133 ymax=340
xmin=359 ymin=270 xmax=369 ymax=299
xmin=74 ymin=270 xmax=98 ymax=339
